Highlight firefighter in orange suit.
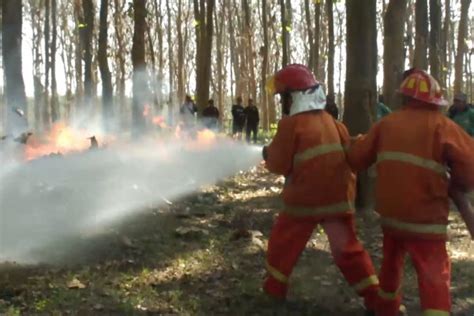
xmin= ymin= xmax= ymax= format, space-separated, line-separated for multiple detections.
xmin=347 ymin=69 xmax=474 ymax=316
xmin=262 ymin=64 xmax=379 ymax=314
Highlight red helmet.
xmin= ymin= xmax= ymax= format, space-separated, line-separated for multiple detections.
xmin=399 ymin=69 xmax=448 ymax=106
xmin=266 ymin=64 xmax=319 ymax=95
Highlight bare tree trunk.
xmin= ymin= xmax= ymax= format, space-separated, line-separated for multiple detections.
xmin=154 ymin=0 xmax=164 ymax=109
xmin=51 ymin=0 xmax=59 ymax=122
xmin=413 ymin=0 xmax=428 ymax=69
xmin=454 ymin=0 xmax=471 ymax=94
xmin=337 ymin=6 xmax=344 ymax=107
xmin=166 ymin=0 xmax=174 ymax=120
xmin=343 ymin=0 xmax=377 ymax=212
xmin=177 ymin=0 xmax=185 ymax=104
xmin=314 ymin=1 xmax=321 ymax=76
xmin=44 ymin=0 xmax=51 ymax=128
xmin=406 ymin=1 xmax=415 ymax=65
xmin=132 ymin=0 xmax=147 ymax=135
xmin=261 ymin=0 xmax=269 ymax=131
xmin=440 ymin=0 xmax=450 ymax=88
xmin=236 ymin=0 xmax=248 ymax=101
xmin=29 ymin=0 xmax=44 ymax=130
xmin=83 ymin=0 xmax=94 ymax=108
xmin=194 ymin=0 xmax=215 ymax=112
xmin=145 ymin=15 xmax=158 ymax=110
xmin=229 ymin=0 xmax=241 ymax=97
xmin=58 ymin=1 xmax=74 ymax=121
xmin=215 ymin=0 xmax=226 ymax=123
xmin=113 ymin=0 xmax=126 ymax=126
xmin=280 ymin=0 xmax=289 ymax=67
xmin=74 ymin=0 xmax=84 ymax=111
xmin=99 ymin=0 xmax=114 ymax=131
xmin=326 ymin=0 xmax=335 ymax=96
xmin=2 ymin=0 xmax=28 ymax=133
xmin=243 ymin=0 xmax=256 ymax=101
xmin=383 ymin=0 xmax=407 ymax=109
xmin=429 ymin=0 xmax=441 ymax=81
xmin=304 ymin=0 xmax=314 ymax=71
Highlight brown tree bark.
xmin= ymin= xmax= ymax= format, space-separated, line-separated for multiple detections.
xmin=343 ymin=0 xmax=377 ymax=212
xmin=383 ymin=0 xmax=407 ymax=109
xmin=242 ymin=0 xmax=256 ymax=102
xmin=74 ymin=0 xmax=84 ymax=111
xmin=99 ymin=0 xmax=114 ymax=130
xmin=280 ymin=0 xmax=289 ymax=67
xmin=44 ymin=0 xmax=51 ymax=128
xmin=153 ymin=0 xmax=164 ymax=109
xmin=29 ymin=0 xmax=44 ymax=130
xmin=51 ymin=0 xmax=59 ymax=122
xmin=193 ymin=0 xmax=215 ymax=112
xmin=83 ymin=0 xmax=94 ymax=107
xmin=215 ymin=0 xmax=226 ymax=123
xmin=326 ymin=0 xmax=335 ymax=96
xmin=166 ymin=0 xmax=174 ymax=118
xmin=177 ymin=0 xmax=185 ymax=104
xmin=454 ymin=0 xmax=471 ymax=94
xmin=113 ymin=0 xmax=126 ymax=125
xmin=58 ymin=1 xmax=74 ymax=120
xmin=413 ymin=0 xmax=428 ymax=69
xmin=406 ymin=1 xmax=415 ymax=65
xmin=429 ymin=0 xmax=441 ymax=81
xmin=314 ymin=1 xmax=321 ymax=76
xmin=304 ymin=0 xmax=314 ymax=71
xmin=440 ymin=0 xmax=450 ymax=88
xmin=132 ymin=0 xmax=147 ymax=134
xmin=261 ymin=0 xmax=269 ymax=131
xmin=2 ymin=0 xmax=28 ymax=132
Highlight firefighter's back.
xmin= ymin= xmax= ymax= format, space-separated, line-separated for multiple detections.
xmin=282 ymin=110 xmax=355 ymax=212
xmin=375 ymin=105 xmax=457 ymax=226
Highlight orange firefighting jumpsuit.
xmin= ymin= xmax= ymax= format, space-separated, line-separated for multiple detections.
xmin=347 ymin=100 xmax=474 ymax=316
xmin=264 ymin=110 xmax=379 ymax=310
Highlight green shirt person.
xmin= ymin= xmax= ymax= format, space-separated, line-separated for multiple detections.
xmin=448 ymin=93 xmax=474 ymax=136
xmin=376 ymin=95 xmax=392 ymax=121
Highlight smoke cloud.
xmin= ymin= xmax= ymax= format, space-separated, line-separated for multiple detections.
xmin=0 ymin=137 xmax=262 ymax=263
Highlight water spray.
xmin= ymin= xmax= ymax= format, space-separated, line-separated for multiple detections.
xmin=0 ymin=135 xmax=263 ymax=263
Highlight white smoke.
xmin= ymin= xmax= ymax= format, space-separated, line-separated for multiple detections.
xmin=0 ymin=137 xmax=263 ymax=263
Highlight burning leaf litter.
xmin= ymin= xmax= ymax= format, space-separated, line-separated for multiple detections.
xmin=0 ymin=123 xmax=263 ymax=263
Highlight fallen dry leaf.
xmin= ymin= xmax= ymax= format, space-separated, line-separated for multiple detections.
xmin=67 ymin=278 xmax=86 ymax=289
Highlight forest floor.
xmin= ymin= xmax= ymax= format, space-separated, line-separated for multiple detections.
xmin=1 ymin=166 xmax=474 ymax=316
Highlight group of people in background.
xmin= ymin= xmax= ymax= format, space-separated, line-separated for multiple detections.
xmin=324 ymin=91 xmax=473 ymax=136
xmin=179 ymin=94 xmax=260 ymax=143
xmin=231 ymin=96 xmax=260 ymax=143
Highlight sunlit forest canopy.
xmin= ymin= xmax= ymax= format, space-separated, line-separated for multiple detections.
xmin=1 ymin=0 xmax=473 ymax=134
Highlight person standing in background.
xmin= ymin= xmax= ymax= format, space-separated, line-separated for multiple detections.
xmin=244 ymin=98 xmax=260 ymax=143
xmin=202 ymin=99 xmax=220 ymax=131
xmin=231 ymin=96 xmax=246 ymax=138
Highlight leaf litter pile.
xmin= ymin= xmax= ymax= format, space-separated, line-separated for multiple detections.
xmin=0 ymin=166 xmax=473 ymax=315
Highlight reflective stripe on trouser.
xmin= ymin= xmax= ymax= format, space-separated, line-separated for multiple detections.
xmin=376 ymin=233 xmax=451 ymax=316
xmin=264 ymin=213 xmax=378 ymax=309
xmin=381 ymin=217 xmax=447 ymax=236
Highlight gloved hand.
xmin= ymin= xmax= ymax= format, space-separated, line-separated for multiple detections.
xmin=262 ymin=146 xmax=268 ymax=161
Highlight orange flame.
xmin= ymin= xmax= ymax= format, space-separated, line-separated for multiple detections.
xmin=24 ymin=122 xmax=98 ymax=160
xmin=143 ymin=104 xmax=151 ymax=117
xmin=152 ymin=116 xmax=167 ymax=128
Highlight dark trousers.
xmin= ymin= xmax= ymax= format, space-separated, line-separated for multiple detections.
xmin=232 ymin=123 xmax=244 ymax=135
xmin=246 ymin=124 xmax=258 ymax=143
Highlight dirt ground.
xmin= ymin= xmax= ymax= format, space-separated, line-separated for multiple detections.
xmin=1 ymin=166 xmax=473 ymax=315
